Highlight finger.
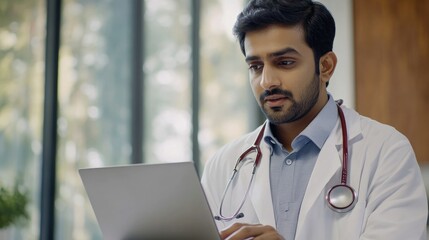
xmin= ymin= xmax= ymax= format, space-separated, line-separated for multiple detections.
xmin=223 ymin=224 xmax=276 ymax=240
xmin=220 ymin=223 xmax=261 ymax=239
xmin=235 ymin=225 xmax=278 ymax=239
xmin=220 ymin=223 xmax=244 ymax=239
xmin=231 ymin=225 xmax=284 ymax=240
xmin=253 ymin=227 xmax=285 ymax=240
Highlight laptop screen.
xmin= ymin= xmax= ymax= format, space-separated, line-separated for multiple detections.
xmin=79 ymin=162 xmax=220 ymax=240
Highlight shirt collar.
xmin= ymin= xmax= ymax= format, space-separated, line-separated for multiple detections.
xmin=263 ymin=94 xmax=338 ymax=152
xmin=296 ymin=95 xmax=338 ymax=150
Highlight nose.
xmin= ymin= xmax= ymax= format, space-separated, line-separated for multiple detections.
xmin=260 ymin=66 xmax=280 ymax=90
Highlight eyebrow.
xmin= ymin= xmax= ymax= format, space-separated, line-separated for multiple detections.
xmin=245 ymin=47 xmax=301 ymax=62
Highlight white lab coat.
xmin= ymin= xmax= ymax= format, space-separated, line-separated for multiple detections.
xmin=201 ymin=105 xmax=428 ymax=240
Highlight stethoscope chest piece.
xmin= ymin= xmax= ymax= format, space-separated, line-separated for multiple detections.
xmin=326 ymin=184 xmax=357 ymax=213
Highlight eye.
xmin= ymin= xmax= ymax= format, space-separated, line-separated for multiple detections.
xmin=278 ymin=60 xmax=295 ymax=66
xmin=248 ymin=64 xmax=263 ymax=72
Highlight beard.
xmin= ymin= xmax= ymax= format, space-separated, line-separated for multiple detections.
xmin=258 ymin=75 xmax=320 ymax=124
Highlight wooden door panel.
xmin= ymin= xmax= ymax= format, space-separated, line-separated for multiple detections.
xmin=354 ymin=0 xmax=429 ymax=163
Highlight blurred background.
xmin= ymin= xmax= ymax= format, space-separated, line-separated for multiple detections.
xmin=0 ymin=0 xmax=428 ymax=239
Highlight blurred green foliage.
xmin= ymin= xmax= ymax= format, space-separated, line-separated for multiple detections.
xmin=0 ymin=186 xmax=29 ymax=229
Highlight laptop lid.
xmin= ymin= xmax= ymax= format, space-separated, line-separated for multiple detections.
xmin=79 ymin=162 xmax=220 ymax=240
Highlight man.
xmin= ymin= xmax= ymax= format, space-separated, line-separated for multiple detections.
xmin=201 ymin=0 xmax=428 ymax=239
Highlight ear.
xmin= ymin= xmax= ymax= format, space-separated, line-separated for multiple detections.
xmin=318 ymin=51 xmax=337 ymax=85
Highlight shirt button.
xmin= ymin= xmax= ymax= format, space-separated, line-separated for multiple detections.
xmin=285 ymin=159 xmax=293 ymax=165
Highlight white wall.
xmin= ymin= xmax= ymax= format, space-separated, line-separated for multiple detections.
xmin=318 ymin=0 xmax=355 ymax=108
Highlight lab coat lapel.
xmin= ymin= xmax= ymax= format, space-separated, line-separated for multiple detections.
xmin=296 ymin=106 xmax=362 ymax=238
xmin=250 ymin=142 xmax=276 ymax=227
xmin=297 ymin=125 xmax=342 ymax=227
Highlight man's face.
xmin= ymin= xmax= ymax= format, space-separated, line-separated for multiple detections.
xmin=244 ymin=25 xmax=325 ymax=125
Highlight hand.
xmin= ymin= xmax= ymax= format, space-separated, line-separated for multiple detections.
xmin=220 ymin=223 xmax=285 ymax=240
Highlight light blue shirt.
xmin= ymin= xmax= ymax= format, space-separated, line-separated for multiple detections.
xmin=263 ymin=95 xmax=338 ymax=239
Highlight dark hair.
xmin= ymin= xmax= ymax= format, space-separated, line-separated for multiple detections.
xmin=233 ymin=0 xmax=335 ymax=75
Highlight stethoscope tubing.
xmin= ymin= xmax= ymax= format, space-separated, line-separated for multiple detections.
xmin=338 ymin=101 xmax=349 ymax=185
xmin=214 ymin=124 xmax=266 ymax=221
xmin=215 ymin=101 xmax=357 ymax=221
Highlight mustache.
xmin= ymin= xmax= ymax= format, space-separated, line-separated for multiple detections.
xmin=259 ymin=88 xmax=293 ymax=102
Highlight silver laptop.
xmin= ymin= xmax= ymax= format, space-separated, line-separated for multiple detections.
xmin=79 ymin=161 xmax=220 ymax=240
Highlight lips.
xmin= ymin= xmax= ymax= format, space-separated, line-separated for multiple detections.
xmin=263 ymin=94 xmax=288 ymax=107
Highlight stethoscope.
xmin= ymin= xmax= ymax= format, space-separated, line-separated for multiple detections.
xmin=214 ymin=100 xmax=357 ymax=222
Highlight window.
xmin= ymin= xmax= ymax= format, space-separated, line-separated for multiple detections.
xmin=0 ymin=0 xmax=45 ymax=239
xmin=143 ymin=0 xmax=193 ymax=164
xmin=0 ymin=0 xmax=252 ymax=239
xmin=56 ymin=0 xmax=133 ymax=239
xmin=200 ymin=0 xmax=256 ymax=169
